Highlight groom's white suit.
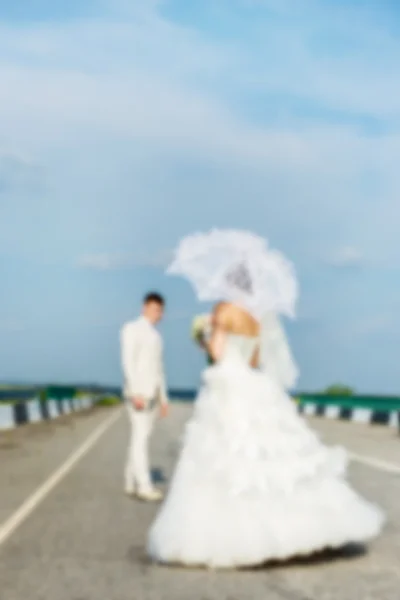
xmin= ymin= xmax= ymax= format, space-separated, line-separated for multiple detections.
xmin=121 ymin=315 xmax=168 ymax=498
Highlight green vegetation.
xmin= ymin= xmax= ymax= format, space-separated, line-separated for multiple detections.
xmin=324 ymin=384 xmax=354 ymax=396
xmin=96 ymin=395 xmax=121 ymax=406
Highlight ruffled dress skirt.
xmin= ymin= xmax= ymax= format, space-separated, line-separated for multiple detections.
xmin=147 ymin=359 xmax=385 ymax=568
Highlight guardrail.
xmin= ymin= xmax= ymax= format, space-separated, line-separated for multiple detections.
xmin=0 ymin=386 xmax=122 ymax=430
xmin=297 ymin=393 xmax=400 ymax=428
xmin=167 ymin=389 xmax=400 ymax=429
xmin=1 ymin=386 xmax=399 ymax=430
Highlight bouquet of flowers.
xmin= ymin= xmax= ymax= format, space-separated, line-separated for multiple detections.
xmin=191 ymin=314 xmax=211 ymax=345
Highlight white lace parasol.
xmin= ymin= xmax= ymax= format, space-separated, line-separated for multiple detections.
xmin=167 ymin=229 xmax=298 ymax=321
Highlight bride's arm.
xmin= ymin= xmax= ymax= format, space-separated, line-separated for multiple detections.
xmin=204 ymin=327 xmax=226 ymax=363
xmin=250 ymin=346 xmax=259 ymax=368
xmin=250 ymin=347 xmax=260 ymax=368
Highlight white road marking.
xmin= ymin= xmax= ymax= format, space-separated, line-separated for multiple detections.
xmin=349 ymin=452 xmax=400 ymax=475
xmin=0 ymin=408 xmax=121 ymax=547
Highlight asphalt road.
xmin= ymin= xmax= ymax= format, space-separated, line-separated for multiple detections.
xmin=0 ymin=404 xmax=399 ymax=600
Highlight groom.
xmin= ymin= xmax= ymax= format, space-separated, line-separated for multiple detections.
xmin=120 ymin=292 xmax=169 ymax=502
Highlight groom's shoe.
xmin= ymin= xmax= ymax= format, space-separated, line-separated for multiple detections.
xmin=136 ymin=488 xmax=163 ymax=502
xmin=124 ymin=486 xmax=136 ymax=498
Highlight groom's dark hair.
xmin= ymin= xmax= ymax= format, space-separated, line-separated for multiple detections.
xmin=143 ymin=292 xmax=165 ymax=306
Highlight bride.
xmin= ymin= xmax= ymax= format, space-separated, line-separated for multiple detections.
xmin=147 ymin=229 xmax=384 ymax=569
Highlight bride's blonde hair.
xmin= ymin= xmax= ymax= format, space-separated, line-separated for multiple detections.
xmin=213 ymin=302 xmax=260 ymax=337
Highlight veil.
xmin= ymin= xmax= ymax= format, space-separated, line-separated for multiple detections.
xmin=259 ymin=312 xmax=299 ymax=391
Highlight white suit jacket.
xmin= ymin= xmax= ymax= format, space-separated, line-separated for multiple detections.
xmin=120 ymin=316 xmax=168 ymax=404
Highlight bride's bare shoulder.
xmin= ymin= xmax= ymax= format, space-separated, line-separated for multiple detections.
xmin=213 ymin=302 xmax=259 ymax=337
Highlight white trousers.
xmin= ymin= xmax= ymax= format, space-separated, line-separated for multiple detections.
xmin=124 ymin=400 xmax=158 ymax=493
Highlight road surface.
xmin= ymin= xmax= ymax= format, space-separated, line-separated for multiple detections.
xmin=0 ymin=404 xmax=399 ymax=600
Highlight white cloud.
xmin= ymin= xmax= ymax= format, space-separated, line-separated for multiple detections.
xmin=0 ymin=150 xmax=42 ymax=193
xmin=77 ymin=249 xmax=172 ymax=270
xmin=0 ymin=2 xmax=397 ymax=174
xmin=239 ymin=0 xmax=400 ymax=118
xmin=0 ymin=64 xmax=321 ymax=175
xmin=0 ymin=320 xmax=25 ymax=332
xmin=168 ymin=310 xmax=195 ymax=321
xmin=351 ymin=315 xmax=395 ymax=337
xmin=327 ymin=246 xmax=365 ymax=268
xmin=78 ymin=254 xmax=120 ymax=271
xmin=1 ymin=2 xmax=400 ymax=268
xmin=334 ymin=314 xmax=397 ymax=341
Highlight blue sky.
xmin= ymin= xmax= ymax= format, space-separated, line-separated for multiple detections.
xmin=1 ymin=0 xmax=400 ymax=393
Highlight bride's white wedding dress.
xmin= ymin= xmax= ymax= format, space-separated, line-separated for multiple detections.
xmin=147 ymin=334 xmax=384 ymax=568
